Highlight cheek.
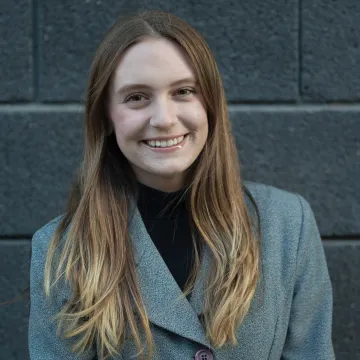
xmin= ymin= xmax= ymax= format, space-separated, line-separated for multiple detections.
xmin=180 ymin=102 xmax=208 ymax=129
xmin=190 ymin=104 xmax=208 ymax=134
xmin=110 ymin=107 xmax=145 ymax=142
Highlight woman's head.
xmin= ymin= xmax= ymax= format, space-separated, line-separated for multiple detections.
xmin=108 ymin=36 xmax=208 ymax=191
xmin=85 ymin=10 xmax=229 ymax=191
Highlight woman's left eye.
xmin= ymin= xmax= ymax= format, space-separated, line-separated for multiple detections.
xmin=175 ymin=88 xmax=195 ymax=96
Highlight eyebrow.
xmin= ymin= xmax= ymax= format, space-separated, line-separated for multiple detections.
xmin=115 ymin=77 xmax=197 ymax=96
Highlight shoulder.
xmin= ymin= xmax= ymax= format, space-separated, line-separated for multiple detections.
xmin=30 ymin=215 xmax=71 ymax=303
xmin=243 ymin=180 xmax=305 ymax=215
xmin=243 ymin=180 xmax=311 ymax=236
xmin=31 ymin=215 xmax=63 ymax=261
xmin=242 ymin=181 xmax=317 ymax=279
xmin=32 ymin=215 xmax=65 ymax=253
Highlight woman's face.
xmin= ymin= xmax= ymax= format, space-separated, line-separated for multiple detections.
xmin=107 ymin=37 xmax=208 ymax=192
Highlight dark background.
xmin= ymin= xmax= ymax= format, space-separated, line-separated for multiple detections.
xmin=0 ymin=0 xmax=359 ymax=359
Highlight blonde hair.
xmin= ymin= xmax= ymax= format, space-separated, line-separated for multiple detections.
xmin=44 ymin=10 xmax=261 ymax=360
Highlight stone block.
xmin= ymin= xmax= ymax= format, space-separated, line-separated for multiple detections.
xmin=1 ymin=106 xmax=359 ymax=237
xmin=324 ymin=241 xmax=360 ymax=360
xmin=0 ymin=241 xmax=31 ymax=360
xmin=0 ymin=109 xmax=83 ymax=235
xmin=302 ymin=0 xmax=360 ymax=101
xmin=0 ymin=0 xmax=33 ymax=101
xmin=231 ymin=106 xmax=360 ymax=236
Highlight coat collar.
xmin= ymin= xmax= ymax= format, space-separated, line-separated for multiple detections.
xmin=128 ymin=206 xmax=213 ymax=349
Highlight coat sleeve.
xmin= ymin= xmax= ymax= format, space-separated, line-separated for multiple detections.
xmin=281 ymin=195 xmax=336 ymax=360
xmin=28 ymin=225 xmax=97 ymax=360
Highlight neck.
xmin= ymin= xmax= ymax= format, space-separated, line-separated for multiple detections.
xmin=136 ymin=175 xmax=186 ymax=193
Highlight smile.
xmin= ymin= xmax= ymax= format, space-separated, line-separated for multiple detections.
xmin=143 ymin=135 xmax=187 ymax=148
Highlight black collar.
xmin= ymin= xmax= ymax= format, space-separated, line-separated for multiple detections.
xmin=137 ymin=182 xmax=188 ymax=219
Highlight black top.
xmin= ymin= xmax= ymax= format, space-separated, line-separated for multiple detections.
xmin=137 ymin=182 xmax=195 ymax=291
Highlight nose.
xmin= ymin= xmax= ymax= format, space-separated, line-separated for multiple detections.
xmin=149 ymin=98 xmax=177 ymax=129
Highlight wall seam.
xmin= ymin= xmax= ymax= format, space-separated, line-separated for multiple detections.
xmin=32 ymin=0 xmax=40 ymax=102
xmin=298 ymin=0 xmax=303 ymax=101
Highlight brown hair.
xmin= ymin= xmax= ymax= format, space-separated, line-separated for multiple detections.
xmin=43 ymin=10 xmax=261 ymax=360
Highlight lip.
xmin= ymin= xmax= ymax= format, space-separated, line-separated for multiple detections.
xmin=142 ymin=133 xmax=188 ymax=141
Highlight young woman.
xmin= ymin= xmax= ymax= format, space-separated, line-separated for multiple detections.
xmin=28 ymin=10 xmax=335 ymax=360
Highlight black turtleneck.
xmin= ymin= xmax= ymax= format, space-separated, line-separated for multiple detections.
xmin=137 ymin=182 xmax=195 ymax=291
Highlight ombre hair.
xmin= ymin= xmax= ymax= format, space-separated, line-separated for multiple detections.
xmin=44 ymin=10 xmax=261 ymax=360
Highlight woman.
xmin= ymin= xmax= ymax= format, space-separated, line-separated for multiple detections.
xmin=28 ymin=10 xmax=335 ymax=360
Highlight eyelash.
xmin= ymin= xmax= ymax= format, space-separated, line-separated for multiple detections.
xmin=124 ymin=88 xmax=195 ymax=103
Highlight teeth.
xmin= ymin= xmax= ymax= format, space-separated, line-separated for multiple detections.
xmin=146 ymin=135 xmax=185 ymax=148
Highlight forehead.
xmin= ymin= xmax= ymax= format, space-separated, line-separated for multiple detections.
xmin=112 ymin=37 xmax=196 ymax=87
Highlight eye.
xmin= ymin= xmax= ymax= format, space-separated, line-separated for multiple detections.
xmin=124 ymin=93 xmax=147 ymax=103
xmin=175 ymin=88 xmax=195 ymax=97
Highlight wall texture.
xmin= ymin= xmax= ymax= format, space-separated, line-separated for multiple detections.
xmin=0 ymin=0 xmax=359 ymax=359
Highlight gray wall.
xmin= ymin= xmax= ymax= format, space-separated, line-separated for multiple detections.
xmin=0 ymin=0 xmax=359 ymax=359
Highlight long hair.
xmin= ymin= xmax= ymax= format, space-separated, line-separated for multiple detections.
xmin=43 ymin=10 xmax=261 ymax=360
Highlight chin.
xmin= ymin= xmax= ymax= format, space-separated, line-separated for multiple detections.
xmin=145 ymin=165 xmax=189 ymax=178
xmin=144 ymin=162 xmax=189 ymax=174
xmin=156 ymin=168 xmax=188 ymax=177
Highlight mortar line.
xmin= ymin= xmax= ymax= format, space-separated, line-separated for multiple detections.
xmin=298 ymin=0 xmax=303 ymax=101
xmin=32 ymin=0 xmax=40 ymax=101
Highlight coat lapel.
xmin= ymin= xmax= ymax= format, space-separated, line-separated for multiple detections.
xmin=128 ymin=207 xmax=212 ymax=348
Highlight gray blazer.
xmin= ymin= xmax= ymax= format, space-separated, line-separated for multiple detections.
xmin=29 ymin=181 xmax=335 ymax=359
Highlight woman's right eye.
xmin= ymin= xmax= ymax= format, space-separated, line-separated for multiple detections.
xmin=125 ymin=94 xmax=146 ymax=103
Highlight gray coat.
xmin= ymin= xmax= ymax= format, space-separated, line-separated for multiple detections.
xmin=29 ymin=181 xmax=335 ymax=359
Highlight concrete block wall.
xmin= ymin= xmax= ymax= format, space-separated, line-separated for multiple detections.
xmin=0 ymin=0 xmax=359 ymax=359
